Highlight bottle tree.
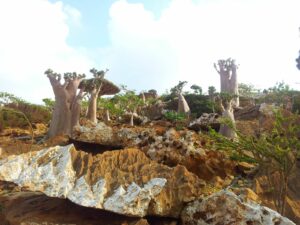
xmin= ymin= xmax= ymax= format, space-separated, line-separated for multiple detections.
xmin=45 ymin=69 xmax=85 ymax=138
xmin=84 ymin=69 xmax=106 ymax=123
xmin=217 ymin=93 xmax=236 ymax=139
xmin=214 ymin=58 xmax=239 ymax=107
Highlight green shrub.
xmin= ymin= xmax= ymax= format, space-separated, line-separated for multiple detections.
xmin=163 ymin=111 xmax=186 ymax=122
xmin=5 ymin=102 xmax=51 ymax=124
xmin=161 ymin=94 xmax=215 ymax=118
xmin=209 ymin=109 xmax=300 ymax=215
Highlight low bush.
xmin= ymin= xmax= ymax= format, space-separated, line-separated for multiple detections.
xmin=209 ymin=109 xmax=300 ymax=215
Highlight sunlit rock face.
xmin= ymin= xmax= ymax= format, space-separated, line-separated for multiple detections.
xmin=188 ymin=113 xmax=220 ymax=132
xmin=72 ymin=124 xmax=235 ymax=183
xmin=0 ymin=144 xmax=205 ymax=217
xmin=181 ymin=190 xmax=296 ymax=225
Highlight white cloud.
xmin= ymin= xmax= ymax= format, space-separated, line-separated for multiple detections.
xmin=1 ymin=0 xmax=300 ymax=104
xmin=102 ymin=0 xmax=300 ymax=94
xmin=0 ymin=0 xmax=93 ymax=103
xmin=63 ymin=4 xmax=82 ymax=27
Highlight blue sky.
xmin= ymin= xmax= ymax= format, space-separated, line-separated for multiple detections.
xmin=0 ymin=0 xmax=300 ymax=103
xmin=49 ymin=0 xmax=172 ymax=48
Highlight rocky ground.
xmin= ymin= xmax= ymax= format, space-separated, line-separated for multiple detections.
xmin=0 ymin=118 xmax=299 ymax=224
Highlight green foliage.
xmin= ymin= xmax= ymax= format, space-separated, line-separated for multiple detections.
xmin=209 ymin=110 xmax=300 ymax=215
xmin=0 ymin=107 xmax=35 ymax=145
xmin=42 ymin=98 xmax=55 ymax=109
xmin=186 ymin=94 xmax=215 ymax=117
xmin=163 ymin=111 xmax=186 ymax=122
xmin=208 ymin=86 xmax=216 ymax=97
xmin=0 ymin=92 xmax=26 ymax=104
xmin=257 ymin=82 xmax=300 ymax=112
xmin=161 ymin=93 xmax=214 ymax=118
xmin=80 ymin=68 xmax=107 ymax=92
xmin=190 ymin=84 xmax=203 ymax=95
xmin=0 ymin=107 xmax=27 ymax=130
xmin=238 ymin=83 xmax=260 ymax=98
xmin=98 ymin=97 xmax=121 ymax=118
xmin=0 ymin=92 xmax=51 ymax=129
xmin=268 ymin=81 xmax=290 ymax=93
xmin=170 ymin=81 xmax=187 ymax=95
xmin=101 ymin=90 xmax=145 ymax=121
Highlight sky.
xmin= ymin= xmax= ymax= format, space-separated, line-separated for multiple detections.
xmin=0 ymin=0 xmax=300 ymax=103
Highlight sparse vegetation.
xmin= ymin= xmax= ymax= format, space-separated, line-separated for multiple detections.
xmin=209 ymin=109 xmax=300 ymax=215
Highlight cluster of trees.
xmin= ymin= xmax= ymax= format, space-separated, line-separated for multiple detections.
xmin=44 ymin=68 xmax=121 ymax=138
xmin=1 ymin=53 xmax=300 ymax=217
xmin=98 ymin=87 xmax=146 ymax=126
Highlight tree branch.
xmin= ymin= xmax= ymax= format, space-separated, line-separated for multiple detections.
xmin=214 ymin=63 xmax=220 ymax=74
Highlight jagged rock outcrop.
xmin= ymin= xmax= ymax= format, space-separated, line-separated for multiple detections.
xmin=234 ymin=105 xmax=260 ymax=120
xmin=188 ymin=113 xmax=220 ymax=132
xmin=181 ymin=190 xmax=295 ymax=225
xmin=72 ymin=122 xmax=149 ymax=148
xmin=122 ymin=112 xmax=149 ymax=125
xmin=72 ymin=124 xmax=235 ymax=182
xmin=0 ymin=144 xmax=205 ymax=218
xmin=138 ymin=128 xmax=234 ymax=182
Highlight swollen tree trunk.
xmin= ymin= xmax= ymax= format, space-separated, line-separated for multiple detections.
xmin=46 ymin=70 xmax=84 ymax=138
xmin=141 ymin=92 xmax=146 ymax=104
xmin=220 ymin=71 xmax=230 ymax=92
xmin=71 ymin=89 xmax=85 ymax=128
xmin=48 ymin=92 xmax=71 ymax=138
xmin=86 ymin=91 xmax=98 ymax=123
xmin=86 ymin=81 xmax=103 ymax=123
xmin=178 ymin=93 xmax=190 ymax=115
xmin=229 ymin=64 xmax=239 ymax=107
xmin=215 ymin=59 xmax=239 ymax=107
xmin=219 ymin=99 xmax=236 ymax=139
xmin=130 ymin=112 xmax=134 ymax=126
xmin=105 ymin=109 xmax=111 ymax=122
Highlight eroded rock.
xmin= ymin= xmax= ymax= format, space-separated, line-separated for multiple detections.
xmin=189 ymin=113 xmax=220 ymax=132
xmin=0 ymin=144 xmax=205 ymax=217
xmin=72 ymin=124 xmax=234 ymax=182
xmin=181 ymin=190 xmax=295 ymax=225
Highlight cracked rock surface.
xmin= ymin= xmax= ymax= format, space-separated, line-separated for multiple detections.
xmin=181 ymin=190 xmax=295 ymax=225
xmin=0 ymin=144 xmax=205 ymax=217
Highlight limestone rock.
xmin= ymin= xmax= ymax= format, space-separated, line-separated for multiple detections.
xmin=139 ymin=128 xmax=234 ymax=182
xmin=72 ymin=124 xmax=234 ymax=182
xmin=0 ymin=187 xmax=152 ymax=225
xmin=181 ymin=190 xmax=295 ymax=225
xmin=234 ymin=105 xmax=260 ymax=120
xmin=72 ymin=122 xmax=147 ymax=148
xmin=0 ymin=144 xmax=204 ymax=218
xmin=259 ymin=103 xmax=278 ymax=116
xmin=122 ymin=112 xmax=149 ymax=125
xmin=189 ymin=113 xmax=220 ymax=132
xmin=141 ymin=100 xmax=166 ymax=120
xmin=73 ymin=122 xmax=116 ymax=146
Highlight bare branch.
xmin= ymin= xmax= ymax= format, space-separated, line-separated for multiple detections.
xmin=214 ymin=63 xmax=220 ymax=74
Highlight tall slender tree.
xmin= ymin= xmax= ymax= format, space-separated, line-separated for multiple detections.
xmin=85 ymin=69 xmax=106 ymax=123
